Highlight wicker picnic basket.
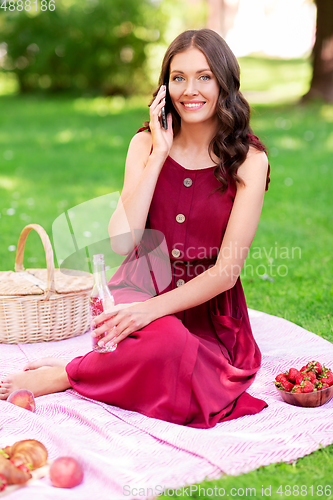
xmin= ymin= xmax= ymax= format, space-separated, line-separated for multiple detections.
xmin=0 ymin=224 xmax=93 ymax=344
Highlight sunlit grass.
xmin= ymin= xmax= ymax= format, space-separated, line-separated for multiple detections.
xmin=239 ymin=56 xmax=312 ymax=104
xmin=0 ymin=71 xmax=19 ymax=96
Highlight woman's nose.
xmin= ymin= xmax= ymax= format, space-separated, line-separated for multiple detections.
xmin=184 ymin=79 xmax=199 ymax=95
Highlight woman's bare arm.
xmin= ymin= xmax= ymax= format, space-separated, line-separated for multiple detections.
xmin=109 ymin=86 xmax=173 ymax=254
xmin=108 ymin=131 xmax=159 ymax=254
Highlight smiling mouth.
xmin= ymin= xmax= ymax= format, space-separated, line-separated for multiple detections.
xmin=181 ymin=102 xmax=205 ymax=109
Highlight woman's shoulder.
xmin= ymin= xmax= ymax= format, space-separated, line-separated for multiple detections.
xmin=245 ymin=134 xmax=270 ymax=191
xmin=242 ymin=134 xmax=268 ymax=166
xmin=127 ymin=127 xmax=152 ymax=160
xmin=235 ymin=141 xmax=269 ymax=192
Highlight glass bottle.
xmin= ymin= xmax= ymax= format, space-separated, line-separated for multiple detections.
xmin=90 ymin=254 xmax=117 ymax=353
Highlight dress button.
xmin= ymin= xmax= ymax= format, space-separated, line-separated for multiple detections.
xmin=176 ymin=213 xmax=186 ymax=223
xmin=176 ymin=279 xmax=185 ymax=287
xmin=171 ymin=248 xmax=181 ymax=258
xmin=183 ymin=178 xmax=193 ymax=187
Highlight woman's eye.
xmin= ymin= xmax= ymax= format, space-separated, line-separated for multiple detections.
xmin=173 ymin=76 xmax=184 ymax=82
xmin=200 ymin=75 xmax=211 ymax=81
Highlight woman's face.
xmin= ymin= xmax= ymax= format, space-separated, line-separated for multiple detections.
xmin=168 ymin=47 xmax=220 ymax=127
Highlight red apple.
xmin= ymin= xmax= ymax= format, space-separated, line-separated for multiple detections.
xmin=49 ymin=457 xmax=83 ymax=488
xmin=7 ymin=390 xmax=35 ymax=412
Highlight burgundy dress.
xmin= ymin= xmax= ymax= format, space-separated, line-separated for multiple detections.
xmin=66 ymin=135 xmax=270 ymax=429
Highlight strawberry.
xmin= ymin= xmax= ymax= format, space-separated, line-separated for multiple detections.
xmin=274 ymin=362 xmax=332 ymax=394
xmin=302 ymin=380 xmax=315 ymax=393
xmin=291 ymin=385 xmax=303 ymax=393
xmin=317 ymin=382 xmax=329 ymax=391
xmin=318 ymin=366 xmax=333 ymax=384
xmin=306 ymin=371 xmax=317 ymax=383
xmin=296 ymin=373 xmax=308 ymax=385
xmin=275 ymin=378 xmax=294 ymax=392
xmin=306 ymin=361 xmax=323 ymax=374
xmin=9 ymin=459 xmax=32 ymax=473
xmin=319 ymin=374 xmax=333 ymax=387
xmin=17 ymin=463 xmax=32 ymax=473
xmin=320 ymin=366 xmax=332 ymax=376
xmin=288 ymin=368 xmax=300 ymax=383
xmin=0 ymin=473 xmax=7 ymax=492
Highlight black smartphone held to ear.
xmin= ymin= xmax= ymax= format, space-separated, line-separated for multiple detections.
xmin=161 ymin=81 xmax=170 ymax=130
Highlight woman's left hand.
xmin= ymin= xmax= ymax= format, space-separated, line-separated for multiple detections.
xmin=91 ymin=301 xmax=155 ymax=348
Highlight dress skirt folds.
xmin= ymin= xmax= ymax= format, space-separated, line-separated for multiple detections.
xmin=66 ymin=136 xmax=270 ymax=429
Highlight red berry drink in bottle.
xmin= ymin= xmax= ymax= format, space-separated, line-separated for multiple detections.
xmin=90 ymin=254 xmax=117 ymax=353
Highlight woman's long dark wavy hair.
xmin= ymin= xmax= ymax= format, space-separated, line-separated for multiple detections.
xmin=144 ymin=29 xmax=266 ymax=192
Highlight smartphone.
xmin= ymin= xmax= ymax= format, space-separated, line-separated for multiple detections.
xmin=161 ymin=81 xmax=170 ymax=130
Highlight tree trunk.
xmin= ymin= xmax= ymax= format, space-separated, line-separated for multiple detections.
xmin=207 ymin=0 xmax=223 ymax=34
xmin=303 ymin=0 xmax=333 ymax=103
xmin=206 ymin=0 xmax=239 ymax=39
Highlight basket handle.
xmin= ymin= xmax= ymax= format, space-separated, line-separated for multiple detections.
xmin=15 ymin=224 xmax=56 ymax=300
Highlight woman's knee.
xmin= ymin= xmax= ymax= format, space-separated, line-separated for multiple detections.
xmin=139 ymin=315 xmax=189 ymax=355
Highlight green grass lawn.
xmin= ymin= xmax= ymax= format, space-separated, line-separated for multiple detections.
xmin=158 ymin=445 xmax=333 ymax=500
xmin=0 ymin=57 xmax=333 ymax=498
xmin=242 ymin=98 xmax=333 ymax=343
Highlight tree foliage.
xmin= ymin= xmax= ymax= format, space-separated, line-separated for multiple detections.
xmin=0 ymin=0 xmax=164 ymax=94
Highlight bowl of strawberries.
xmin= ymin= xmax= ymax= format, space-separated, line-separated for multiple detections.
xmin=274 ymin=360 xmax=333 ymax=407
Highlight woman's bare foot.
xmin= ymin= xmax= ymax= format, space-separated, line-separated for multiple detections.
xmin=23 ymin=357 xmax=68 ymax=371
xmin=0 ymin=366 xmax=71 ymax=400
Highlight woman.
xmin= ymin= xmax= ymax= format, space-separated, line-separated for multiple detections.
xmin=1 ymin=29 xmax=270 ymax=429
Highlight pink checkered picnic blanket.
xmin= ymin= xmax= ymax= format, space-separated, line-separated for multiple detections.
xmin=1 ymin=309 xmax=332 ymax=499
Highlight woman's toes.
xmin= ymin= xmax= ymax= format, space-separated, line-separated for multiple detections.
xmin=23 ymin=357 xmax=67 ymax=371
xmin=0 ymin=382 xmax=11 ymax=399
xmin=23 ymin=359 xmax=47 ymax=370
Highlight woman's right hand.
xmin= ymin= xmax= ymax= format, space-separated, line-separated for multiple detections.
xmin=149 ymin=85 xmax=173 ymax=159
